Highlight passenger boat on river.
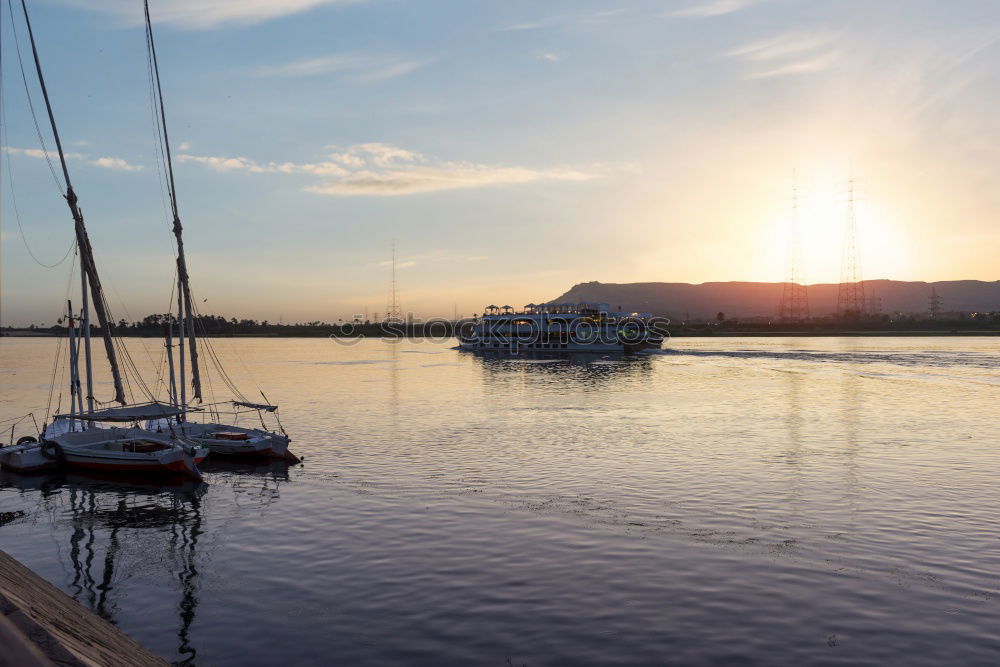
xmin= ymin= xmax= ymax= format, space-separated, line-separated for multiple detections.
xmin=459 ymin=303 xmax=665 ymax=353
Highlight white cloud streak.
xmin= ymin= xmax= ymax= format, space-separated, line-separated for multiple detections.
xmin=252 ymin=53 xmax=425 ymax=82
xmin=727 ymin=33 xmax=835 ymax=61
xmin=91 ymin=156 xmax=144 ymax=171
xmin=176 ymin=143 xmax=599 ymax=196
xmin=673 ymin=0 xmax=763 ymax=18
xmin=747 ymin=52 xmax=840 ymax=79
xmin=727 ymin=31 xmax=840 ymax=79
xmin=5 ymin=146 xmax=142 ymax=171
xmin=55 ymin=0 xmax=367 ymax=30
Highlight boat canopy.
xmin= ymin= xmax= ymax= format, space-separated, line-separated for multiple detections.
xmin=232 ymin=401 xmax=278 ymax=412
xmin=55 ymin=401 xmax=194 ymax=422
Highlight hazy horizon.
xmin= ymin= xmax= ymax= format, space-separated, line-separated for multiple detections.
xmin=2 ymin=0 xmax=998 ymax=326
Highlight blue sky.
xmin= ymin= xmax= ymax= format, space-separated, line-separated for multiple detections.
xmin=2 ymin=0 xmax=998 ymax=324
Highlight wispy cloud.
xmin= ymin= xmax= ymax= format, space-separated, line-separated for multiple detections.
xmin=376 ymin=252 xmax=488 ymax=268
xmin=539 ymin=52 xmax=561 ymax=62
xmin=673 ymin=0 xmax=763 ymax=18
xmin=726 ymin=31 xmax=840 ymax=79
xmin=748 ymin=52 xmax=840 ymax=79
xmin=56 ymin=0 xmax=368 ymax=30
xmin=176 ymin=143 xmax=599 ymax=196
xmin=727 ymin=32 xmax=835 ymax=61
xmin=5 ymin=146 xmax=142 ymax=171
xmin=378 ymin=259 xmax=417 ymax=269
xmin=581 ymin=9 xmax=629 ymax=25
xmin=497 ymin=8 xmax=629 ymax=33
xmin=499 ymin=22 xmax=543 ymax=32
xmin=91 ymin=156 xmax=144 ymax=171
xmin=4 ymin=146 xmax=83 ymax=160
xmin=252 ymin=53 xmax=426 ymax=82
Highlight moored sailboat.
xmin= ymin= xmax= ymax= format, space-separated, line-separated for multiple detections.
xmin=141 ymin=0 xmax=298 ymax=462
xmin=0 ymin=0 xmax=205 ymax=479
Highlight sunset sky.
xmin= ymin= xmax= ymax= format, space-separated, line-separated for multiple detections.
xmin=1 ymin=0 xmax=998 ymax=324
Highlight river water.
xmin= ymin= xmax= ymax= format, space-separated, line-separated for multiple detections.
xmin=1 ymin=336 xmax=998 ymax=665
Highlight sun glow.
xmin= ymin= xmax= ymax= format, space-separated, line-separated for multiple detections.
xmin=760 ymin=173 xmax=915 ymax=286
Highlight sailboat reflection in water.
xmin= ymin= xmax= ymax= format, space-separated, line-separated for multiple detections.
xmin=1 ymin=459 xmax=293 ymax=664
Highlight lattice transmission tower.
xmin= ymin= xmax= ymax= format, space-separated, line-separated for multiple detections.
xmin=837 ymin=176 xmax=866 ymax=319
xmin=928 ymin=287 xmax=942 ymax=319
xmin=385 ymin=240 xmax=403 ymax=324
xmin=778 ymin=177 xmax=810 ymax=321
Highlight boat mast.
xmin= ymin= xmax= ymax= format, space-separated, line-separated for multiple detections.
xmin=165 ymin=322 xmax=177 ymax=408
xmin=145 ymin=0 xmax=202 ymax=402
xmin=80 ymin=255 xmax=94 ymax=415
xmin=19 ymin=0 xmax=126 ymax=405
xmin=67 ymin=301 xmax=81 ymax=428
xmin=177 ymin=282 xmax=187 ymax=420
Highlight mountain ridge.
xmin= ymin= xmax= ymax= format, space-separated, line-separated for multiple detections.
xmin=549 ymin=280 xmax=1000 ymax=319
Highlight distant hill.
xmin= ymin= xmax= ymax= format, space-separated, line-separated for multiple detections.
xmin=549 ymin=280 xmax=1000 ymax=319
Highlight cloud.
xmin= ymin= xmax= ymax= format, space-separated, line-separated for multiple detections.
xmin=539 ymin=52 xmax=561 ymax=62
xmin=6 ymin=146 xmax=143 ymax=170
xmin=176 ymin=154 xmax=302 ymax=173
xmin=581 ymin=9 xmax=629 ymax=25
xmin=176 ymin=143 xmax=599 ymax=196
xmin=252 ymin=53 xmax=425 ymax=82
xmin=500 ymin=23 xmax=543 ymax=32
xmin=727 ymin=32 xmax=835 ymax=61
xmin=727 ymin=31 xmax=840 ymax=79
xmin=178 ymin=141 xmax=191 ymax=151
xmin=91 ymin=157 xmax=144 ymax=171
xmin=673 ymin=0 xmax=762 ymax=18
xmin=304 ymin=164 xmax=593 ymax=197
xmin=748 ymin=52 xmax=840 ymax=79
xmin=4 ymin=146 xmax=83 ymax=160
xmin=55 ymin=0 xmax=368 ymax=30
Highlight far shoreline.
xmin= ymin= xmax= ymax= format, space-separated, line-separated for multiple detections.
xmin=3 ymin=329 xmax=999 ymax=339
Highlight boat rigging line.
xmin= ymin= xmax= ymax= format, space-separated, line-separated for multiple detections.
xmin=17 ymin=0 xmax=127 ymax=404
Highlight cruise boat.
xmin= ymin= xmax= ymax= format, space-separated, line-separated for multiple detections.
xmin=459 ymin=302 xmax=666 ymax=353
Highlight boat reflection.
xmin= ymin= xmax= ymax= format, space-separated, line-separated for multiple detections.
xmin=471 ymin=349 xmax=656 ymax=390
xmin=0 ymin=462 xmax=292 ymax=665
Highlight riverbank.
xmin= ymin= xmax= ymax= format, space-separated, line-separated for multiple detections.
xmin=4 ymin=326 xmax=1000 ymax=339
xmin=0 ymin=549 xmax=166 ymax=666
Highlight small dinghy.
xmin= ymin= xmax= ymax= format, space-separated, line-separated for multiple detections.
xmin=3 ymin=428 xmax=205 ymax=480
xmin=148 ymin=403 xmax=298 ymax=462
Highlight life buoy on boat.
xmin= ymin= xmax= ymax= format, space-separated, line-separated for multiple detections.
xmin=15 ymin=435 xmax=37 ymax=446
xmin=39 ymin=440 xmax=65 ymax=463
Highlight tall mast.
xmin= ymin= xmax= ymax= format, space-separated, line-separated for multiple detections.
xmin=80 ymin=255 xmax=94 ymax=413
xmin=145 ymin=0 xmax=202 ymax=401
xmin=19 ymin=0 xmax=125 ymax=404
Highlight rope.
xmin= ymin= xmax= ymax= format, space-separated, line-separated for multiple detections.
xmin=1 ymin=122 xmax=75 ymax=266
xmin=0 ymin=6 xmax=75 ymax=267
xmin=44 ymin=251 xmax=77 ymax=418
xmin=5 ymin=0 xmax=63 ymax=194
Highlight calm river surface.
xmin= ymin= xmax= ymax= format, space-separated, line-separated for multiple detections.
xmin=1 ymin=336 xmax=998 ymax=665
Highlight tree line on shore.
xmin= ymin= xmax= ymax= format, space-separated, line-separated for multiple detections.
xmin=4 ymin=310 xmax=1000 ymax=338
